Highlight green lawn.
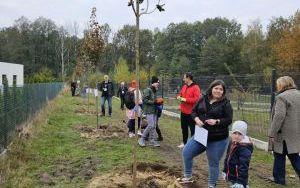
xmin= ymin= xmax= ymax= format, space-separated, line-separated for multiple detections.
xmin=1 ymin=92 xmax=299 ymax=188
xmin=0 ymin=93 xmax=161 ymax=188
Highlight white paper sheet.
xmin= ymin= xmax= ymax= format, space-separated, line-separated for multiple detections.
xmin=194 ymin=126 xmax=208 ymax=147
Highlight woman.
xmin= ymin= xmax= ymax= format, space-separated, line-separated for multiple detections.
xmin=268 ymin=76 xmax=300 ymax=185
xmin=177 ymin=80 xmax=233 ymax=188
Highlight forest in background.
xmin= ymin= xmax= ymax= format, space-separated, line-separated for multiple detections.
xmin=0 ymin=9 xmax=299 ymax=83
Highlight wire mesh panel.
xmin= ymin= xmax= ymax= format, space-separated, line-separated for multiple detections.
xmin=160 ymin=72 xmax=300 ymax=141
xmin=0 ymin=82 xmax=64 ymax=152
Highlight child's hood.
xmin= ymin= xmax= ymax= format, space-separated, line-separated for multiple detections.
xmin=238 ymin=136 xmax=254 ymax=153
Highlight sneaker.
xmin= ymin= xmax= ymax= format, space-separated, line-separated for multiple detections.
xmin=149 ymin=140 xmax=160 ymax=147
xmin=176 ymin=177 xmax=193 ymax=184
xmin=137 ymin=130 xmax=142 ymax=136
xmin=129 ymin=133 xmax=135 ymax=138
xmin=177 ymin=143 xmax=184 ymax=149
xmin=138 ymin=138 xmax=146 ymax=147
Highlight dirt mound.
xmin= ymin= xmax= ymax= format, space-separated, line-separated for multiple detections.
xmin=87 ymin=162 xmax=205 ymax=188
xmin=77 ymin=124 xmax=126 ymax=139
xmin=39 ymin=157 xmax=99 ymax=186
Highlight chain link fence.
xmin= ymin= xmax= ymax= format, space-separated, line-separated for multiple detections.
xmin=0 ymin=80 xmax=64 ymax=153
xmin=158 ymin=71 xmax=300 ymax=141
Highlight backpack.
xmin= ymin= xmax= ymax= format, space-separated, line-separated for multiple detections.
xmin=124 ymin=90 xmax=135 ymax=110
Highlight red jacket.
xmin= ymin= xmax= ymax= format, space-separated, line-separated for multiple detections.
xmin=179 ymin=83 xmax=201 ymax=114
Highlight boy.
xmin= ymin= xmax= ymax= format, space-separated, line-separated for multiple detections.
xmin=223 ymin=121 xmax=253 ymax=188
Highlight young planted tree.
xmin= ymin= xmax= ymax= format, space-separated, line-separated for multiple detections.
xmin=81 ymin=7 xmax=105 ymax=73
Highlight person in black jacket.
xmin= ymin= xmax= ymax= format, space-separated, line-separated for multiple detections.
xmin=71 ymin=80 xmax=76 ymax=96
xmin=223 ymin=121 xmax=253 ymax=188
xmin=97 ymin=75 xmax=114 ymax=117
xmin=177 ymin=80 xmax=233 ymax=188
xmin=117 ymin=81 xmax=128 ymax=110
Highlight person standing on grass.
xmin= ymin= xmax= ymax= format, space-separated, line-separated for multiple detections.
xmin=126 ymin=80 xmax=143 ymax=137
xmin=177 ymin=72 xmax=201 ymax=148
xmin=268 ymin=76 xmax=300 ymax=185
xmin=138 ymin=76 xmax=160 ymax=147
xmin=223 ymin=121 xmax=253 ymax=188
xmin=177 ymin=80 xmax=233 ymax=188
xmin=97 ymin=75 xmax=114 ymax=117
xmin=71 ymin=80 xmax=76 ymax=96
xmin=117 ymin=81 xmax=128 ymax=110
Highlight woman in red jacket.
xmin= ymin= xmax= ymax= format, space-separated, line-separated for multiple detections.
xmin=177 ymin=72 xmax=201 ymax=148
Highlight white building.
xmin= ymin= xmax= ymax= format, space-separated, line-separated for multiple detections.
xmin=0 ymin=62 xmax=24 ymax=87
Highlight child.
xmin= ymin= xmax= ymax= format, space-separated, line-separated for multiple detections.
xmin=126 ymin=80 xmax=142 ymax=137
xmin=223 ymin=121 xmax=253 ymax=188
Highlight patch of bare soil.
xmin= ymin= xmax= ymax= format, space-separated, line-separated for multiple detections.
xmin=87 ymin=162 xmax=207 ymax=188
xmin=77 ymin=124 xmax=126 ymax=139
xmin=74 ymin=107 xmax=98 ymax=115
xmin=39 ymin=157 xmax=99 ymax=186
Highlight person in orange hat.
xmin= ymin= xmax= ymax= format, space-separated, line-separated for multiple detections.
xmin=126 ymin=80 xmax=143 ymax=137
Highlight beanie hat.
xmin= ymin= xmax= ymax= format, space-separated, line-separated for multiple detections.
xmin=151 ymin=76 xmax=159 ymax=84
xmin=231 ymin=121 xmax=247 ymax=136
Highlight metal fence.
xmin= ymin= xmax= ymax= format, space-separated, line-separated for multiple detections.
xmin=0 ymin=82 xmax=64 ymax=153
xmin=158 ymin=71 xmax=300 ymax=141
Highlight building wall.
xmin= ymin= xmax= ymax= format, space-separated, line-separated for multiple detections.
xmin=0 ymin=62 xmax=24 ymax=87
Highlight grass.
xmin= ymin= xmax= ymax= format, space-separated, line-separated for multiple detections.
xmin=1 ymin=91 xmax=299 ymax=188
xmin=164 ymin=97 xmax=271 ymax=141
xmin=158 ymin=115 xmax=300 ymax=188
xmin=0 ymin=93 xmax=161 ymax=188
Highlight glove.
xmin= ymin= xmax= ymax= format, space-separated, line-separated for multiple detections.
xmin=155 ymin=97 xmax=164 ymax=105
xmin=177 ymin=96 xmax=186 ymax=102
xmin=231 ymin=183 xmax=244 ymax=188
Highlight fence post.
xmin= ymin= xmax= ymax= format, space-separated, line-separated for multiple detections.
xmin=2 ymin=75 xmax=8 ymax=149
xmin=13 ymin=75 xmax=17 ymax=127
xmin=161 ymin=73 xmax=164 ymax=98
xmin=270 ymin=69 xmax=277 ymax=112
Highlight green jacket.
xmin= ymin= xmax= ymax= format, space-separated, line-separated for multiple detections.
xmin=143 ymin=87 xmax=157 ymax=115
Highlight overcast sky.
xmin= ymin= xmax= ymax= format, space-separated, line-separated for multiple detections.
xmin=1 ymin=0 xmax=299 ymax=36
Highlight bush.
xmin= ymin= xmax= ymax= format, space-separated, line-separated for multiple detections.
xmin=25 ymin=68 xmax=57 ymax=83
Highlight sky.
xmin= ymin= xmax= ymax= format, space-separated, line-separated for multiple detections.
xmin=0 ymin=0 xmax=300 ymax=37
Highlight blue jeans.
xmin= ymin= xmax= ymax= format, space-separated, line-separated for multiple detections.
xmin=273 ymin=141 xmax=300 ymax=185
xmin=101 ymin=96 xmax=112 ymax=115
xmin=182 ymin=137 xmax=228 ymax=186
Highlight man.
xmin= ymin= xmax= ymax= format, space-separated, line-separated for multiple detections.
xmin=138 ymin=76 xmax=161 ymax=147
xmin=71 ymin=80 xmax=76 ymax=96
xmin=97 ymin=75 xmax=114 ymax=117
xmin=177 ymin=72 xmax=201 ymax=148
xmin=117 ymin=81 xmax=128 ymax=110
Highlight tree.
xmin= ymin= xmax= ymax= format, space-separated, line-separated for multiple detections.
xmin=81 ymin=7 xmax=105 ymax=72
xmin=273 ymin=12 xmax=300 ymax=72
xmin=274 ymin=32 xmax=300 ymax=71
xmin=113 ymin=57 xmax=131 ymax=83
xmin=241 ymin=20 xmax=267 ymax=73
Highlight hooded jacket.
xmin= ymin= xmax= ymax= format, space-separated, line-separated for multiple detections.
xmin=179 ymin=83 xmax=201 ymax=114
xmin=191 ymin=95 xmax=233 ymax=142
xmin=223 ymin=136 xmax=253 ymax=187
